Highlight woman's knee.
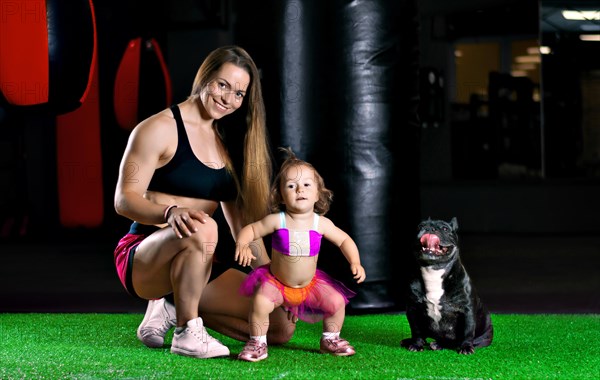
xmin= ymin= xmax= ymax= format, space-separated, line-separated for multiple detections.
xmin=267 ymin=325 xmax=295 ymax=344
xmin=185 ymin=217 xmax=219 ymax=253
xmin=266 ymin=308 xmax=296 ymax=344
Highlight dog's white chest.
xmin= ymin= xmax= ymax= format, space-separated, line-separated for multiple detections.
xmin=421 ymin=267 xmax=445 ymax=324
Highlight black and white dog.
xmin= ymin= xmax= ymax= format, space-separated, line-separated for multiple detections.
xmin=401 ymin=218 xmax=493 ymax=355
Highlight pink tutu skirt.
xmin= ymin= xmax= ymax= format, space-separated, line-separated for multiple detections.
xmin=239 ymin=264 xmax=356 ymax=323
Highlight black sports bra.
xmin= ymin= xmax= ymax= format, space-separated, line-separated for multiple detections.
xmin=146 ymin=105 xmax=237 ymax=201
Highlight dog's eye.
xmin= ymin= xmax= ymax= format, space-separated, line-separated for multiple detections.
xmin=442 ymin=226 xmax=449 ymax=231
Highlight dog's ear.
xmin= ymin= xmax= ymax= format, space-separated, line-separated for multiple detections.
xmin=450 ymin=217 xmax=459 ymax=231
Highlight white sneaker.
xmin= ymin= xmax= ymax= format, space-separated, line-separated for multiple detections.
xmin=136 ymin=298 xmax=177 ymax=348
xmin=170 ymin=317 xmax=230 ymax=359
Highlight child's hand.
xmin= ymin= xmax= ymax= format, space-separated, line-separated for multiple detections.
xmin=351 ymin=264 xmax=366 ymax=283
xmin=235 ymin=242 xmax=257 ymax=267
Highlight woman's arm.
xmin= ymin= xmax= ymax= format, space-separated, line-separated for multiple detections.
xmin=114 ymin=114 xmax=174 ymax=225
xmin=220 ymin=200 xmax=244 ymax=238
xmin=114 ymin=110 xmax=211 ymax=238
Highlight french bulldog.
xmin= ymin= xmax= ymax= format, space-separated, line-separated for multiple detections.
xmin=401 ymin=217 xmax=493 ymax=355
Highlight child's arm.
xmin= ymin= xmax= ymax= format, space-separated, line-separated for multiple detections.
xmin=321 ymin=217 xmax=366 ymax=283
xmin=234 ymin=213 xmax=279 ymax=267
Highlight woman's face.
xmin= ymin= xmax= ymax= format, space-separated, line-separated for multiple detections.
xmin=201 ymin=62 xmax=250 ymax=120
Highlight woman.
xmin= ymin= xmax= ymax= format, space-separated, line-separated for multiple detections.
xmin=113 ymin=46 xmax=294 ymax=359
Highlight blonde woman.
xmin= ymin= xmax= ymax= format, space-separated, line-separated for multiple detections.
xmin=113 ymin=46 xmax=294 ymax=359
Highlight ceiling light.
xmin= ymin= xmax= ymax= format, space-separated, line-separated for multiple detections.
xmin=562 ymin=10 xmax=600 ymax=20
xmin=539 ymin=46 xmax=551 ymax=54
xmin=513 ymin=63 xmax=536 ymax=71
xmin=515 ymin=55 xmax=542 ymax=63
xmin=581 ymin=24 xmax=600 ymax=31
xmin=580 ymin=34 xmax=600 ymax=41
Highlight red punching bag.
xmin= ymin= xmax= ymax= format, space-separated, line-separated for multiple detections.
xmin=0 ymin=0 xmax=97 ymax=114
xmin=114 ymin=37 xmax=172 ymax=131
xmin=51 ymin=0 xmax=103 ymax=228
xmin=0 ymin=0 xmax=102 ymax=229
xmin=56 ymin=52 xmax=103 ymax=228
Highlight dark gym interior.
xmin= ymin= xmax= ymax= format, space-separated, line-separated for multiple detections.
xmin=1 ymin=0 xmax=598 ymax=315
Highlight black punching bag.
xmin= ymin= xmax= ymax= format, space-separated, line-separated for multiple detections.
xmin=276 ymin=1 xmax=324 ymax=161
xmin=321 ymin=0 xmax=420 ymax=310
xmin=235 ymin=0 xmax=420 ymax=311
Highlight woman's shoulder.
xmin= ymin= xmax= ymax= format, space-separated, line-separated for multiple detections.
xmin=124 ymin=109 xmax=178 ymax=156
xmin=140 ymin=107 xmax=175 ymax=128
xmin=130 ymin=108 xmax=176 ymax=138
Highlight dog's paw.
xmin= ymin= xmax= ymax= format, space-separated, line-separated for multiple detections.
xmin=458 ymin=344 xmax=475 ymax=355
xmin=401 ymin=338 xmax=424 ymax=352
xmin=430 ymin=341 xmax=443 ymax=351
xmin=408 ymin=344 xmax=424 ymax=352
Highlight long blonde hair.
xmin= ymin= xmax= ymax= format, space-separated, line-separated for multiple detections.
xmin=189 ymin=46 xmax=272 ymax=223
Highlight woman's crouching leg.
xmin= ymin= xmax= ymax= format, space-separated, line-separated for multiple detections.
xmin=266 ymin=306 xmax=296 ymax=345
xmin=199 ymin=268 xmax=296 ymax=344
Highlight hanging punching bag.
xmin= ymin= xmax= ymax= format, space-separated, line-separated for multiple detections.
xmin=114 ymin=37 xmax=172 ymax=131
xmin=56 ymin=52 xmax=103 ymax=228
xmin=0 ymin=0 xmax=97 ymax=113
xmin=276 ymin=0 xmax=324 ymax=160
xmin=322 ymin=0 xmax=420 ymax=310
xmin=236 ymin=0 xmax=420 ymax=311
xmin=0 ymin=0 xmax=100 ymax=235
xmin=286 ymin=0 xmax=420 ymax=310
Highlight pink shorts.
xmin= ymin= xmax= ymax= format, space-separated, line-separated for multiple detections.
xmin=113 ymin=222 xmax=239 ymax=298
xmin=114 ymin=233 xmax=146 ymax=297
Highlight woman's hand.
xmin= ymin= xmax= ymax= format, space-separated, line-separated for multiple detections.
xmin=282 ymin=306 xmax=299 ymax=324
xmin=166 ymin=207 xmax=209 ymax=239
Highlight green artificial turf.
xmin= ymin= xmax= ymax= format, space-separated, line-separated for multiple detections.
xmin=1 ymin=313 xmax=598 ymax=379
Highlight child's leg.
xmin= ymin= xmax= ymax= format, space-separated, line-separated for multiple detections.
xmin=310 ymin=285 xmax=346 ymax=333
xmin=322 ymin=291 xmax=346 ymax=334
xmin=310 ymin=285 xmax=356 ymax=356
xmin=249 ymin=291 xmax=282 ymax=337
xmin=238 ymin=285 xmax=284 ymax=362
xmin=199 ymin=269 xmax=295 ymax=344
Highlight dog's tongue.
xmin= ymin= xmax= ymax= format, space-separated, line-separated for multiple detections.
xmin=420 ymin=234 xmax=440 ymax=249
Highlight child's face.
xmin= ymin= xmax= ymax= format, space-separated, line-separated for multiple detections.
xmin=280 ymin=164 xmax=319 ymax=213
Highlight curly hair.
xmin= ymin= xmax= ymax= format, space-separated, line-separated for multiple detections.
xmin=270 ymin=147 xmax=333 ymax=215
